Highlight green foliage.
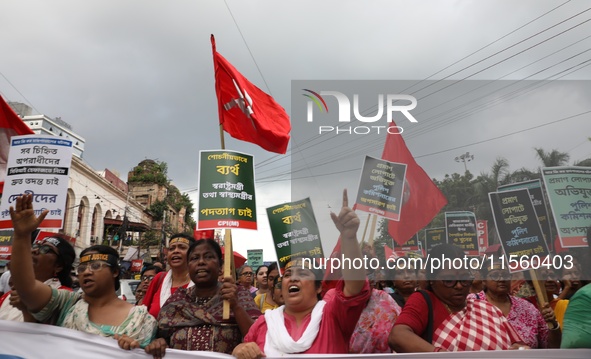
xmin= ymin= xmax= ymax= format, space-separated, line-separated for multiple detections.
xmin=149 ymin=200 xmax=167 ymax=221
xmin=128 ymin=160 xmax=168 ymax=185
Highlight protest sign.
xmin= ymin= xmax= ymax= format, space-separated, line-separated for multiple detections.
xmin=355 ymin=156 xmax=406 ymax=221
xmin=445 ymin=211 xmax=478 ymax=256
xmin=0 ymin=135 xmax=73 ymax=229
xmin=424 ymin=227 xmax=445 ymax=253
xmin=247 ymin=249 xmax=263 ymax=268
xmin=197 ymin=150 xmax=256 ymax=230
xmin=541 ymin=166 xmax=591 ymax=247
xmin=489 ymin=188 xmax=549 ymax=272
xmin=267 ymin=198 xmax=323 ymax=268
xmin=498 ymin=179 xmax=552 ymax=249
xmin=477 ymin=220 xmax=489 ymax=254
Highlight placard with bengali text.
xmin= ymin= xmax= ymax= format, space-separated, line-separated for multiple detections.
xmin=0 ymin=135 xmax=73 ymax=229
xmin=197 ymin=150 xmax=256 ymax=230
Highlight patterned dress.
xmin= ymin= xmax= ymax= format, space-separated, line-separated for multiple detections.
xmin=32 ymin=288 xmax=157 ymax=348
xmin=470 ymin=290 xmax=549 ymax=348
xmin=157 ymin=284 xmax=260 ymax=354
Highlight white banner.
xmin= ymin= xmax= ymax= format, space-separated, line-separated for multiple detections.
xmin=0 ymin=135 xmax=73 ymax=230
xmin=1 ymin=320 xmax=590 ymax=359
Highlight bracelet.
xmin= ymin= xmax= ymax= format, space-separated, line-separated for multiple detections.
xmin=548 ymin=321 xmax=560 ymax=331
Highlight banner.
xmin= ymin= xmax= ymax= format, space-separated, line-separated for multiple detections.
xmin=247 ymin=249 xmax=263 ymax=268
xmin=197 ymin=150 xmax=256 ymax=230
xmin=477 ymin=220 xmax=489 ymax=254
xmin=498 ymin=179 xmax=552 ymax=249
xmin=266 ymin=198 xmax=323 ymax=268
xmin=131 ymin=259 xmax=144 ymax=272
xmin=355 ymin=156 xmax=406 ymax=221
xmin=0 ymin=135 xmax=73 ymax=229
xmin=1 ymin=320 xmax=590 ymax=359
xmin=541 ymin=166 xmax=591 ymax=247
xmin=424 ymin=227 xmax=445 ymax=253
xmin=0 ymin=229 xmax=12 ymax=258
xmin=489 ymin=188 xmax=549 ymax=272
xmin=445 ymin=211 xmax=478 ymax=256
xmin=393 ymin=233 xmax=419 ymax=252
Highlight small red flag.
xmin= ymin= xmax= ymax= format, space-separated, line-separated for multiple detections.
xmin=383 ymin=122 xmax=447 ymax=246
xmin=0 ymin=96 xmax=34 ymax=193
xmin=211 ymin=35 xmax=290 ymax=154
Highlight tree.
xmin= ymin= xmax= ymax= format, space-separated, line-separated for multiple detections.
xmin=534 ymin=148 xmax=570 ymax=167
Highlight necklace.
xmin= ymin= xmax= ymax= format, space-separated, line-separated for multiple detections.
xmin=195 ymin=296 xmax=213 ymax=306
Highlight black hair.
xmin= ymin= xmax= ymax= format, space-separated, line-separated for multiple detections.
xmin=268 ymin=262 xmax=278 ymax=273
xmin=141 ymin=264 xmax=163 ymax=276
xmin=255 ymin=265 xmax=268 ymax=276
xmin=44 ymin=235 xmax=76 ymax=288
xmin=425 ymin=244 xmax=467 ymax=291
xmin=80 ymin=245 xmax=121 ymax=291
xmin=187 ymin=239 xmax=223 ymax=265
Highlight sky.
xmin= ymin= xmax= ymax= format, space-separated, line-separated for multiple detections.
xmin=2 ymin=0 xmax=591 ymax=262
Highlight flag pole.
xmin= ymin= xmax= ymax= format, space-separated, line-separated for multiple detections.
xmin=359 ymin=213 xmax=372 ymax=249
xmin=212 ymin=34 xmax=235 ymax=319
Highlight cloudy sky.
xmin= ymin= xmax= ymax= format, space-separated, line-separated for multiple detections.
xmin=2 ymin=0 xmax=591 ymax=261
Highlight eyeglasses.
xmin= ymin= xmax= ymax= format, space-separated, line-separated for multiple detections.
xmin=439 ymin=279 xmax=474 ymax=288
xmin=141 ymin=275 xmax=155 ymax=282
xmin=487 ymin=271 xmax=512 ymax=281
xmin=240 ymin=272 xmax=253 ymax=277
xmin=32 ymin=244 xmax=59 ymax=256
xmin=77 ymin=261 xmax=112 ymax=275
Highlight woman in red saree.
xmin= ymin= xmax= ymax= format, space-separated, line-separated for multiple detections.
xmin=389 ymin=244 xmax=529 ymax=352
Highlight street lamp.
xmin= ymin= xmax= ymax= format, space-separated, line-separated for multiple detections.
xmin=455 ymin=152 xmax=474 ymax=172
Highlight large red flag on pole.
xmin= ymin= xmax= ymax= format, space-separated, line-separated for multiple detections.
xmin=383 ymin=121 xmax=447 ymax=246
xmin=211 ymin=35 xmax=290 ymax=154
xmin=0 ymin=96 xmax=35 ymax=193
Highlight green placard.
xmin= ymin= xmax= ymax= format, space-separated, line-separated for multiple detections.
xmin=267 ymin=198 xmax=323 ymax=268
xmin=247 ymin=249 xmax=263 ymax=269
xmin=198 ymin=150 xmax=256 ymax=230
xmin=542 ymin=166 xmax=591 ymax=247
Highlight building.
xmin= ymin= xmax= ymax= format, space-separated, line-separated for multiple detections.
xmin=10 ymin=102 xmax=86 ymax=158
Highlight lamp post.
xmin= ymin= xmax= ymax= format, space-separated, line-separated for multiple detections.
xmin=455 ymin=152 xmax=474 ymax=172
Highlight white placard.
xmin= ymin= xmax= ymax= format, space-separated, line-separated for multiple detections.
xmin=0 ymin=135 xmax=73 ymax=229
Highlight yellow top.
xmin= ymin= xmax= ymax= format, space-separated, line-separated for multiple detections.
xmin=254 ymin=293 xmax=278 ymax=313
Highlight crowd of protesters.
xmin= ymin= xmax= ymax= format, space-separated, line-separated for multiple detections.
xmin=2 ymin=191 xmax=591 ymax=357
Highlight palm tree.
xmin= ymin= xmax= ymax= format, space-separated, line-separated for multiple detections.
xmin=471 ymin=157 xmax=511 ymax=222
xmin=534 ymin=148 xmax=570 ymax=167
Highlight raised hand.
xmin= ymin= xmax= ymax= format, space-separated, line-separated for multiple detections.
xmin=9 ymin=194 xmax=47 ymax=237
xmin=330 ymin=189 xmax=359 ymax=240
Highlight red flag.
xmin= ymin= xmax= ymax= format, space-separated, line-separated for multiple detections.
xmin=0 ymin=96 xmax=35 ymax=192
xmin=211 ymin=35 xmax=290 ymax=154
xmin=383 ymin=122 xmax=447 ymax=246
xmin=193 ymin=225 xmax=215 ymax=240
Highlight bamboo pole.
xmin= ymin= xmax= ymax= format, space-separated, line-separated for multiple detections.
xmin=223 ymin=229 xmax=233 ymax=319
xmin=359 ymin=214 xmax=372 ymax=249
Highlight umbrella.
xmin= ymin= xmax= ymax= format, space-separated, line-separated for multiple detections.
xmin=221 ymin=247 xmax=247 ymax=268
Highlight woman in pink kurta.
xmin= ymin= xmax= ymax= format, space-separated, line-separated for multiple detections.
xmin=232 ymin=190 xmax=371 ymax=358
